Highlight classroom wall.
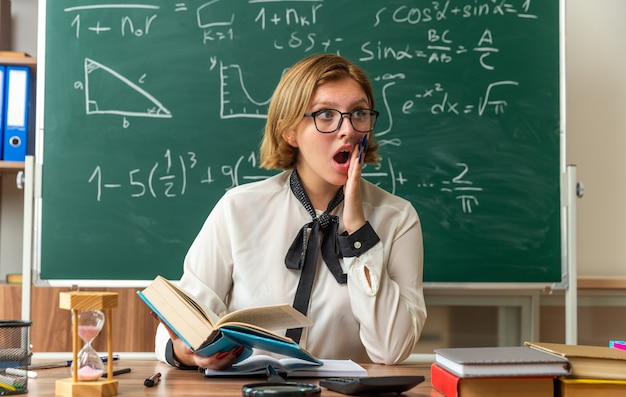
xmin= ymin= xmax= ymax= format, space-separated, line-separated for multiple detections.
xmin=0 ymin=0 xmax=36 ymax=282
xmin=1 ymin=0 xmax=625 ymax=280
xmin=565 ymin=0 xmax=626 ymax=277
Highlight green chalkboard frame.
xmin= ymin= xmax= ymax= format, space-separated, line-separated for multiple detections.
xmin=35 ymin=0 xmax=564 ymax=285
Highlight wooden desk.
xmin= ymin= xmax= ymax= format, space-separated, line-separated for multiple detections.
xmin=25 ymin=359 xmax=441 ymax=396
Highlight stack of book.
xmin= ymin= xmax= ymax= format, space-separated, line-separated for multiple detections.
xmin=525 ymin=342 xmax=626 ymax=396
xmin=432 ymin=343 xmax=626 ymax=397
xmin=431 ymin=345 xmax=571 ymax=397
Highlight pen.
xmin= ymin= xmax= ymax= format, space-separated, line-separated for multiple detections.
xmin=144 ymin=372 xmax=161 ymax=387
xmin=102 ymin=368 xmax=131 ymax=378
xmin=30 ymin=355 xmax=120 ymax=370
xmin=358 ymin=135 xmax=368 ymax=163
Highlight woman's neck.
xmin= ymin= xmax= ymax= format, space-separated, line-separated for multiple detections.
xmin=296 ymin=170 xmax=342 ymax=211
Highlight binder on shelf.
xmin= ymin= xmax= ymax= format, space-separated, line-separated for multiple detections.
xmin=3 ymin=65 xmax=30 ymax=161
xmin=0 ymin=65 xmax=5 ymax=157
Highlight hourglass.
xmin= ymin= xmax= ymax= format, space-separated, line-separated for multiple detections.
xmin=74 ymin=310 xmax=105 ymax=380
xmin=56 ymin=292 xmax=119 ymax=397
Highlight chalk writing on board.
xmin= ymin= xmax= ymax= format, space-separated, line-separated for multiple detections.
xmin=85 ymin=150 xmax=481 ymax=214
xmin=372 ymin=2 xmax=539 ymax=26
xmin=42 ymin=0 xmax=561 ymax=284
xmin=86 ymin=150 xmax=401 ymax=201
xmin=444 ymin=162 xmax=483 ymax=214
xmin=410 ymin=81 xmax=520 ymax=116
xmin=63 ymin=0 xmax=530 ymax=144
xmin=65 ymin=4 xmax=160 ymax=38
xmin=220 ymin=63 xmax=270 ymax=119
xmin=76 ymin=58 xmax=172 ymax=119
xmin=416 ymin=162 xmax=484 ymax=214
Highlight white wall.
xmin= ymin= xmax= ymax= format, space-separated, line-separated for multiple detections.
xmin=0 ymin=0 xmax=37 ymax=280
xmin=566 ymin=0 xmax=626 ymax=277
xmin=10 ymin=0 xmax=37 ymax=56
xmin=2 ymin=0 xmax=625 ymax=279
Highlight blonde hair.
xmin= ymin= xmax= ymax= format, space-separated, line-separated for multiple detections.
xmin=260 ymin=53 xmax=380 ymax=170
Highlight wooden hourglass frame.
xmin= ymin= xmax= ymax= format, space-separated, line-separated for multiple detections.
xmin=55 ymin=292 xmax=119 ymax=397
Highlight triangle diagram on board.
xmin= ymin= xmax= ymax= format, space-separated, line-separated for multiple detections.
xmin=84 ymin=58 xmax=172 ymax=118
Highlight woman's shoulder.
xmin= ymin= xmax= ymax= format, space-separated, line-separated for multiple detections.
xmin=222 ymin=171 xmax=289 ymax=197
xmin=361 ymin=178 xmax=420 ymax=221
xmin=361 ymin=178 xmax=413 ymax=207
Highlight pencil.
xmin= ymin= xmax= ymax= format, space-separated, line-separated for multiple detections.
xmin=0 ymin=381 xmax=17 ymax=392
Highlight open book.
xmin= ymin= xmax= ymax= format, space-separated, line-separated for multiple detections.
xmin=203 ymin=354 xmax=367 ymax=378
xmin=137 ymin=275 xmax=320 ymax=363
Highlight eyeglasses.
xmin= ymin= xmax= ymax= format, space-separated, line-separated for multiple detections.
xmin=303 ymin=108 xmax=379 ymax=133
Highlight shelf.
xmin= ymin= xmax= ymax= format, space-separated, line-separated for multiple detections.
xmin=0 ymin=160 xmax=24 ymax=171
xmin=0 ymin=54 xmax=37 ymax=68
xmin=578 ymin=277 xmax=626 ymax=290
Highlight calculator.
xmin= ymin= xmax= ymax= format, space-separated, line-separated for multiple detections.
xmin=319 ymin=375 xmax=425 ymax=395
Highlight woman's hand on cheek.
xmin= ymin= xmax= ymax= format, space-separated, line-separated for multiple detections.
xmin=342 ymin=139 xmax=366 ymax=234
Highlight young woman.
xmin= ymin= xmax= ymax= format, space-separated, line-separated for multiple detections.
xmin=155 ymin=53 xmax=426 ymax=370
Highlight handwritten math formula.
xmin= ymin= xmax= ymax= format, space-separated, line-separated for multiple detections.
xmin=41 ymin=0 xmax=562 ymax=282
xmin=87 ymin=150 xmax=483 ymax=214
xmin=46 ymin=0 xmax=559 ymax=220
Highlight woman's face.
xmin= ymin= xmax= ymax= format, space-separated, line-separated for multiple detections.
xmin=285 ymin=77 xmax=370 ymax=193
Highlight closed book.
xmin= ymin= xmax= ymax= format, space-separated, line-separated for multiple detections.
xmin=5 ymin=273 xmax=22 ymax=284
xmin=526 ymin=341 xmax=626 ymax=380
xmin=431 ymin=363 xmax=555 ymax=397
xmin=434 ymin=346 xmax=571 ymax=377
xmin=557 ymin=378 xmax=626 ymax=397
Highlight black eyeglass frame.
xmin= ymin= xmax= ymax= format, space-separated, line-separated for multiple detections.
xmin=303 ymin=108 xmax=380 ymax=133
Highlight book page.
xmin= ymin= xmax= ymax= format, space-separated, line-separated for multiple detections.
xmin=217 ymin=304 xmax=312 ymax=331
xmin=159 ymin=276 xmax=221 ymax=326
xmin=231 ymin=355 xmax=284 ymax=373
xmin=219 ymin=322 xmax=295 ymax=344
xmin=203 ymin=355 xmax=359 ymax=377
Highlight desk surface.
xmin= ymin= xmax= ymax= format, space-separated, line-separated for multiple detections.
xmin=25 ymin=359 xmax=441 ymax=396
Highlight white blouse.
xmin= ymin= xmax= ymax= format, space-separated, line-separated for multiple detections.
xmin=155 ymin=171 xmax=426 ymax=365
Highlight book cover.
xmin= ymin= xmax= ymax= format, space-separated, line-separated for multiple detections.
xmin=434 ymin=346 xmax=571 ymax=378
xmin=194 ymin=326 xmax=321 ymax=364
xmin=525 ymin=341 xmax=626 ymax=380
xmin=137 ymin=275 xmax=319 ymax=363
xmin=203 ymin=355 xmax=367 ymax=378
xmin=431 ymin=363 xmax=555 ymax=397
xmin=0 ymin=65 xmax=4 ymax=156
xmin=557 ymin=377 xmax=626 ymax=397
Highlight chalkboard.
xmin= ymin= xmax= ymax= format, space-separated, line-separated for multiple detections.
xmin=36 ymin=0 xmax=563 ymax=284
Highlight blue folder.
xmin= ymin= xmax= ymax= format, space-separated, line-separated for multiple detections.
xmin=0 ymin=65 xmax=5 ymax=157
xmin=2 ymin=66 xmax=30 ymax=161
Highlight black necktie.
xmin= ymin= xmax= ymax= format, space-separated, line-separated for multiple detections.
xmin=285 ymin=170 xmax=347 ymax=343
